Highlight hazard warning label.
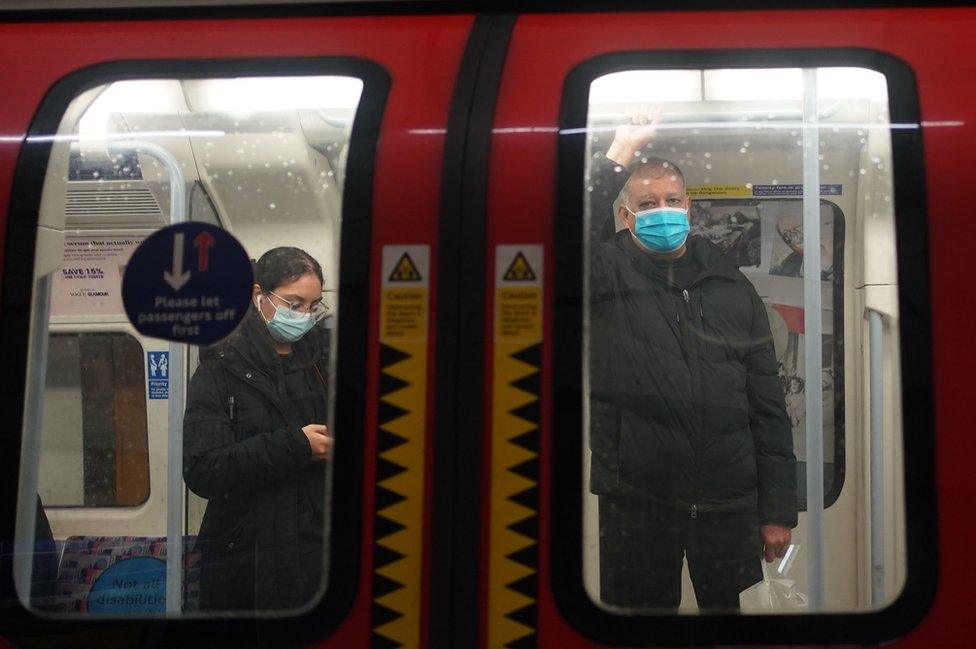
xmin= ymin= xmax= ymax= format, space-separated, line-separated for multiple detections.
xmin=389 ymin=252 xmax=423 ymax=282
xmin=495 ymin=245 xmax=543 ymax=341
xmin=502 ymin=252 xmax=537 ymax=281
xmin=381 ymin=246 xmax=429 ymax=341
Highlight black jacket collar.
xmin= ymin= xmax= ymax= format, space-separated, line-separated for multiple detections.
xmin=201 ymin=307 xmax=326 ymax=375
xmin=614 ymin=231 xmax=741 ymax=285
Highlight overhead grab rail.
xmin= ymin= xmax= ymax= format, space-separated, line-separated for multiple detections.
xmin=587 ymin=102 xmax=843 ymax=126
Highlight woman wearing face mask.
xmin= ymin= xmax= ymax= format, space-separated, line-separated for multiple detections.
xmin=183 ymin=246 xmax=332 ymax=612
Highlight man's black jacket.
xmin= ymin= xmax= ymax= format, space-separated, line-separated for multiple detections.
xmin=587 ymin=154 xmax=797 ymax=527
xmin=183 ymin=309 xmax=329 ymax=610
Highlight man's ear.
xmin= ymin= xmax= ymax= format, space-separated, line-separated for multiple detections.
xmin=618 ymin=203 xmax=634 ymax=230
xmin=685 ymin=196 xmax=693 ymax=219
xmin=252 ymin=284 xmax=262 ymax=300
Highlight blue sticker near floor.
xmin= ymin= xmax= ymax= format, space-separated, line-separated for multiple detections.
xmin=122 ymin=223 xmax=253 ymax=346
xmin=147 ymin=351 xmax=169 ymax=400
xmin=87 ymin=557 xmax=166 ymax=614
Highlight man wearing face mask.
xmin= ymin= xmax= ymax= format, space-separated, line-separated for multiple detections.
xmin=587 ymin=112 xmax=797 ymax=610
xmin=183 ymin=246 xmax=332 ymax=612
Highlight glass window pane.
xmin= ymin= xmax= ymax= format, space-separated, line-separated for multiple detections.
xmin=38 ymin=333 xmax=149 ymax=508
xmin=16 ymin=73 xmax=365 ymax=617
xmin=582 ymin=66 xmax=903 ymax=615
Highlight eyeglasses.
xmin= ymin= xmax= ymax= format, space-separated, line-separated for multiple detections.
xmin=266 ymin=290 xmax=330 ymax=322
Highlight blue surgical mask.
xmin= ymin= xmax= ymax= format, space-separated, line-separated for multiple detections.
xmin=257 ymin=295 xmax=316 ymax=343
xmin=627 ymin=206 xmax=690 ymax=253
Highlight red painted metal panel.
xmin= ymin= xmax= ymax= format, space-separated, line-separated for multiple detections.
xmin=486 ymin=8 xmax=976 ymax=648
xmin=0 ymin=13 xmax=473 ymax=647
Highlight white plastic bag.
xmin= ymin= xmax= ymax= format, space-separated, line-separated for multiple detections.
xmin=739 ymin=544 xmax=808 ymax=612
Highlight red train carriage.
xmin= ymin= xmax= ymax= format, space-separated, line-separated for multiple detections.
xmin=0 ymin=2 xmax=969 ymax=648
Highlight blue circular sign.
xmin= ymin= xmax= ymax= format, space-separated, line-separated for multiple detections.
xmin=87 ymin=557 xmax=167 ymax=614
xmin=122 ymin=222 xmax=253 ymax=346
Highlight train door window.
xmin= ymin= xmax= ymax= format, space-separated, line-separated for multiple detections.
xmin=558 ymin=58 xmax=919 ymax=625
xmin=10 ymin=66 xmax=381 ymax=619
xmin=38 ymin=332 xmax=149 ymax=508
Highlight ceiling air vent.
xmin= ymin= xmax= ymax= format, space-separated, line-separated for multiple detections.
xmin=65 ymin=181 xmax=166 ymax=229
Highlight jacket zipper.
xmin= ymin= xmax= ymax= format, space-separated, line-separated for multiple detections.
xmin=684 ymin=288 xmax=703 ymax=522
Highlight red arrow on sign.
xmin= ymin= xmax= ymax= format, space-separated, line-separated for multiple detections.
xmin=194 ymin=231 xmax=216 ymax=272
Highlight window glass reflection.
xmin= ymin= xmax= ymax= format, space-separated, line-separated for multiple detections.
xmin=14 ymin=74 xmax=362 ymax=616
xmin=582 ymin=67 xmax=904 ymax=614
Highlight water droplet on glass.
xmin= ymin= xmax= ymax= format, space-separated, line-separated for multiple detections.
xmin=704 ymin=152 xmax=711 ymax=158
xmin=269 ymin=203 xmax=276 ymax=210
xmin=822 ymin=164 xmax=829 ymax=170
xmin=739 ymin=147 xmax=747 ymax=154
xmin=860 ymin=168 xmax=867 ymax=175
xmin=705 ymin=163 xmax=712 ymax=170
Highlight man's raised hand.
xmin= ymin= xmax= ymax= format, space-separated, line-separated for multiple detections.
xmin=606 ymin=104 xmax=663 ymax=167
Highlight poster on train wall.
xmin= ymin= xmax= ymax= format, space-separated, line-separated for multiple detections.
xmin=50 ymin=235 xmax=145 ymax=317
xmin=689 ymin=202 xmax=762 ymax=268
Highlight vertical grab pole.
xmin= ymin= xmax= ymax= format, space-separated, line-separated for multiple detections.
xmin=802 ymin=68 xmax=825 ymax=611
xmin=13 ymin=275 xmax=53 ymax=607
xmin=110 ymin=141 xmax=187 ymax=615
xmin=868 ymin=309 xmax=885 ymax=605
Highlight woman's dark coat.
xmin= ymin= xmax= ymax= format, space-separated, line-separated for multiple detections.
xmin=183 ymin=309 xmax=329 ymax=610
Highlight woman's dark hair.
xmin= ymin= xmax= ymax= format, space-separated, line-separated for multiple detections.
xmin=253 ymin=246 xmax=324 ymax=291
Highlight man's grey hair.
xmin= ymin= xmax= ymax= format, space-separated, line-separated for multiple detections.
xmin=619 ymin=157 xmax=687 ymax=203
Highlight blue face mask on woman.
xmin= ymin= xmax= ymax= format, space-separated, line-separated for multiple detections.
xmin=256 ymin=294 xmax=316 ymax=343
xmin=626 ymin=206 xmax=690 ymax=253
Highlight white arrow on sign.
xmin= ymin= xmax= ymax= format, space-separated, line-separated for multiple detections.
xmin=163 ymin=232 xmax=191 ymax=291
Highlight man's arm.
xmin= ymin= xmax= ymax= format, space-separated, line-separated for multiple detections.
xmin=586 ymin=107 xmax=661 ymax=242
xmin=743 ymin=285 xmax=798 ymax=559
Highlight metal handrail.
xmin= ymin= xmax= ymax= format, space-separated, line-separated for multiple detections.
xmin=868 ymin=308 xmax=885 ymax=606
xmin=108 ymin=141 xmax=187 ymax=616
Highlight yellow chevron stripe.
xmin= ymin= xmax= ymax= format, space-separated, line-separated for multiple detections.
xmin=488 ymin=340 xmax=541 ymax=648
xmin=374 ymin=278 xmax=428 ymax=649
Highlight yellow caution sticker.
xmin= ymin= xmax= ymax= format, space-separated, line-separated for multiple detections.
xmin=389 ymin=252 xmax=424 ymax=282
xmin=372 ymin=245 xmax=429 ymax=649
xmin=488 ymin=245 xmax=543 ymax=649
xmin=685 ymin=184 xmax=753 ymax=198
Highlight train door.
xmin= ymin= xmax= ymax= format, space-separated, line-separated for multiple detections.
xmin=475 ymin=8 xmax=943 ymax=649
xmin=0 ymin=12 xmax=475 ymax=648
